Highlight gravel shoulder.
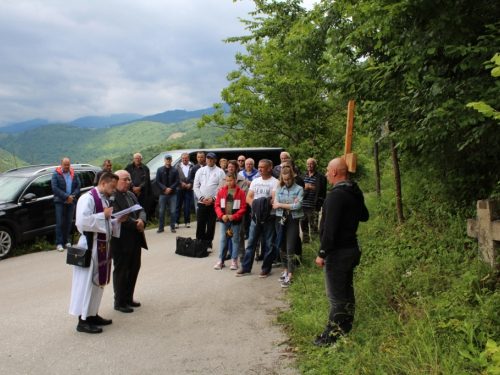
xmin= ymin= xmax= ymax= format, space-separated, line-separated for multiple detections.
xmin=0 ymin=223 xmax=297 ymax=374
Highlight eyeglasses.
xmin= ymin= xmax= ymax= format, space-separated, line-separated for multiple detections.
xmin=121 ymin=178 xmax=131 ymax=182
xmin=238 ymin=160 xmax=245 ymax=162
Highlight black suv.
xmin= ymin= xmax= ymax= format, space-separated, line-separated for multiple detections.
xmin=0 ymin=164 xmax=100 ymax=259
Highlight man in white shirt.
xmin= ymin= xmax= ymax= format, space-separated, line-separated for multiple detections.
xmin=236 ymin=159 xmax=279 ymax=278
xmin=193 ymin=152 xmax=226 ymax=250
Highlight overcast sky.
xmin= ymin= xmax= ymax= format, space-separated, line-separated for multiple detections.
xmin=0 ymin=0 xmax=316 ymax=126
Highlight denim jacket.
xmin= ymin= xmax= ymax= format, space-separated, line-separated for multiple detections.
xmin=274 ymin=183 xmax=304 ymax=219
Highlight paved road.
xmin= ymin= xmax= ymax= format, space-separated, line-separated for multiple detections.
xmin=0 ymin=223 xmax=296 ymax=374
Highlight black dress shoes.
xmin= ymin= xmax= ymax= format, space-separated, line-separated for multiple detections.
xmin=77 ymin=319 xmax=102 ymax=334
xmin=86 ymin=315 xmax=112 ymax=326
xmin=126 ymin=300 xmax=141 ymax=308
xmin=114 ymin=304 xmax=134 ymax=313
xmin=312 ymin=333 xmax=338 ymax=347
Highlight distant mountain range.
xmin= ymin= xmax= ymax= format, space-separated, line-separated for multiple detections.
xmin=0 ymin=104 xmax=230 ymax=134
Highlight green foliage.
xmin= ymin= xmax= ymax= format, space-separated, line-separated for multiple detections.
xmin=0 ymin=146 xmax=29 ymax=173
xmin=468 ymin=53 xmax=500 ymax=122
xmin=278 ymin=151 xmax=500 ymax=374
xmin=323 ymin=0 xmax=500 ymax=204
xmin=199 ymin=0 xmax=347 ymax=167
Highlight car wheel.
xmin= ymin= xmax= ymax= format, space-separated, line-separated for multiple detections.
xmin=0 ymin=226 xmax=15 ymax=259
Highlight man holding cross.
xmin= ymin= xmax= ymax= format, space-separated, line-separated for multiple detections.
xmin=313 ymin=158 xmax=369 ymax=346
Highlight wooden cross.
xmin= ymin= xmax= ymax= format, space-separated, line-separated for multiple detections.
xmin=467 ymin=200 xmax=500 ymax=267
xmin=342 ymin=100 xmax=357 ymax=173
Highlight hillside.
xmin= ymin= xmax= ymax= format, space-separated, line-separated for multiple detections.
xmin=0 ymin=146 xmax=29 ymax=173
xmin=0 ymin=118 xmax=50 ymax=134
xmin=0 ymin=118 xmax=225 ymax=166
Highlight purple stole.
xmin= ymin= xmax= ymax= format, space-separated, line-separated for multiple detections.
xmin=90 ymin=188 xmax=112 ymax=287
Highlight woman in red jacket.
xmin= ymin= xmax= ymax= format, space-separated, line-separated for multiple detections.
xmin=214 ymin=172 xmax=247 ymax=270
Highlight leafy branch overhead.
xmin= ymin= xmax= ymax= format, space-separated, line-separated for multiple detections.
xmin=467 ymin=53 xmax=500 ymax=122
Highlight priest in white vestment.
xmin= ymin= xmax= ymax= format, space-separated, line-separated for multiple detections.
xmin=69 ymin=172 xmax=127 ymax=334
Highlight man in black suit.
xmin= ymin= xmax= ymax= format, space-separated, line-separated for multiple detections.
xmin=111 ymin=170 xmax=148 ymax=313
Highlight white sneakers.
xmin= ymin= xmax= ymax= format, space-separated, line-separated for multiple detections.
xmin=215 ymin=259 xmax=238 ymax=270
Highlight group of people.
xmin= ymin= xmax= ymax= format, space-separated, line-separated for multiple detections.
xmin=54 ymin=151 xmax=369 ymax=348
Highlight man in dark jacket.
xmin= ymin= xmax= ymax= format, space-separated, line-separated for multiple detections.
xmin=51 ymin=157 xmax=81 ymax=251
xmin=125 ymin=153 xmax=152 ymax=219
xmin=93 ymin=159 xmax=113 ymax=186
xmin=300 ymin=158 xmax=327 ymax=243
xmin=111 ymin=170 xmax=148 ymax=313
xmin=156 ymin=154 xmax=179 ymax=233
xmin=313 ymin=158 xmax=369 ymax=346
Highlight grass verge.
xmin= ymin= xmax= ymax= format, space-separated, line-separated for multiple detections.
xmin=278 ymin=188 xmax=500 ymax=374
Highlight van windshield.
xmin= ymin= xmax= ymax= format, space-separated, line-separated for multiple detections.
xmin=146 ymin=152 xmax=185 ymax=173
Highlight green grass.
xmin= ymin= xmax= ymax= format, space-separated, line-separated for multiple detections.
xmin=277 ymin=181 xmax=500 ymax=374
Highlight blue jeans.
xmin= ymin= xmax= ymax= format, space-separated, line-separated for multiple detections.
xmin=241 ymin=216 xmax=276 ymax=273
xmin=55 ymin=202 xmax=76 ymax=246
xmin=323 ymin=247 xmax=361 ymax=336
xmin=218 ymin=221 xmax=240 ymax=261
xmin=158 ymin=194 xmax=177 ymax=230
xmin=176 ymin=190 xmax=192 ymax=224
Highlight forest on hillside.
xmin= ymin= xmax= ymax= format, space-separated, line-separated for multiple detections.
xmin=198 ymin=1 xmax=500 ymax=373
xmin=0 ymin=118 xmax=225 ymax=169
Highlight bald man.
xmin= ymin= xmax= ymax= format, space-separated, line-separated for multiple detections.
xmin=111 ymin=170 xmax=148 ymax=313
xmin=313 ymin=158 xmax=369 ymax=346
xmin=52 ymin=157 xmax=82 ymax=251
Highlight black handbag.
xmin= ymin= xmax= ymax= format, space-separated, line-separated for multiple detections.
xmin=175 ymin=237 xmax=208 ymax=258
xmin=66 ymin=232 xmax=93 ymax=268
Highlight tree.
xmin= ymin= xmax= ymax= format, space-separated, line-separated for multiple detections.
xmin=199 ymin=0 xmax=346 ymax=167
xmin=323 ymin=0 xmax=500 ymax=204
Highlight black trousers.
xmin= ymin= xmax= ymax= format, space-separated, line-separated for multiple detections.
xmin=112 ymin=236 xmax=142 ymax=306
xmin=196 ymin=203 xmax=217 ymax=248
xmin=323 ymin=247 xmax=361 ymax=336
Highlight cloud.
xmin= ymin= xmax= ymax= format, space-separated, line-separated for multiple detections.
xmin=0 ymin=0 xmax=318 ymax=125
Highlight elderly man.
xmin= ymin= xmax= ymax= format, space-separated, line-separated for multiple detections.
xmin=51 ymin=157 xmax=81 ymax=251
xmin=157 ymin=154 xmax=179 ymax=233
xmin=236 ymin=159 xmax=278 ymax=278
xmin=272 ymin=151 xmax=291 ymax=178
xmin=175 ymin=152 xmax=193 ymax=228
xmin=237 ymin=155 xmax=246 ymax=172
xmin=125 ymin=153 xmax=152 ymax=218
xmin=313 ymin=158 xmax=369 ymax=346
xmin=111 ymin=170 xmax=148 ymax=314
xmin=193 ymin=152 xmax=226 ymax=250
xmin=93 ymin=159 xmax=113 ymax=186
xmin=300 ymin=158 xmax=327 ymax=243
xmin=69 ymin=172 xmax=126 ymax=334
xmin=239 ymin=158 xmax=260 ymax=182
